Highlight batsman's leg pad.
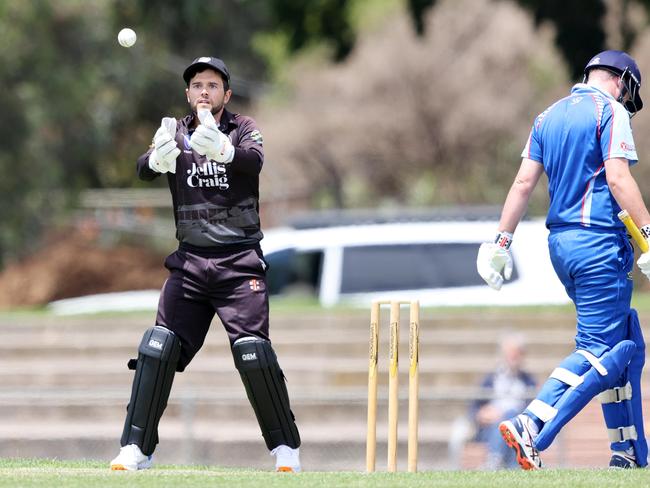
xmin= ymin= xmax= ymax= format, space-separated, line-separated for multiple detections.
xmin=533 ymin=340 xmax=636 ymax=451
xmin=525 ymin=351 xmax=593 ymax=425
xmin=599 ymin=310 xmax=647 ymax=466
xmin=121 ymin=326 xmax=181 ymax=455
xmin=232 ymin=337 xmax=300 ymax=450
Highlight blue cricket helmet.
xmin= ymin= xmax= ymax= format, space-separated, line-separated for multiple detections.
xmin=584 ymin=50 xmax=643 ymax=114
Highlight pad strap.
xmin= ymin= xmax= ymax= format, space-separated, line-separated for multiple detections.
xmin=550 ymin=367 xmax=583 ymax=387
xmin=527 ymin=399 xmax=558 ymax=422
xmin=598 ymin=382 xmax=633 ymax=404
xmin=576 ymin=349 xmax=608 ymax=375
xmin=608 ymin=425 xmax=638 ymax=442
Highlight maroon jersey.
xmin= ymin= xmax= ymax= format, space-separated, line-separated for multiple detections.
xmin=137 ymin=109 xmax=264 ymax=248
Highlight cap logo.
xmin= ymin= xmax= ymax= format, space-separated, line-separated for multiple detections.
xmin=198 ymin=56 xmax=212 ymax=63
xmin=587 ymin=57 xmax=600 ymax=66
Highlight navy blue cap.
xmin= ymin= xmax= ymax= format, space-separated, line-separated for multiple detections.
xmin=183 ymin=57 xmax=230 ymax=84
xmin=585 ymin=50 xmax=642 ymax=112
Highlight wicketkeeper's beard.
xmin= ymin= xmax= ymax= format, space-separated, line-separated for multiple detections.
xmin=210 ymin=101 xmax=225 ymax=115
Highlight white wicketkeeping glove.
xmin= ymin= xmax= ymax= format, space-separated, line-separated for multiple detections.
xmin=148 ymin=117 xmax=179 ymax=173
xmin=476 ymin=232 xmax=514 ymax=291
xmin=190 ymin=109 xmax=235 ymax=163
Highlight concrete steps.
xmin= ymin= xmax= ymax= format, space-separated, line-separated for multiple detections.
xmin=1 ymin=308 xmax=648 ymax=470
xmin=0 ymin=356 xmax=578 ymax=389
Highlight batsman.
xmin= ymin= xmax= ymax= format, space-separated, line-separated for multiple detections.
xmin=477 ymin=50 xmax=650 ymax=469
xmin=110 ymin=56 xmax=301 ymax=472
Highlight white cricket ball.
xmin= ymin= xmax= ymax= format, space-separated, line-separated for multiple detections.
xmin=118 ymin=28 xmax=137 ymax=48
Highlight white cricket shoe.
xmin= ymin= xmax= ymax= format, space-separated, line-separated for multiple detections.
xmin=499 ymin=414 xmax=543 ymax=470
xmin=110 ymin=444 xmax=153 ymax=471
xmin=271 ymin=445 xmax=301 ymax=472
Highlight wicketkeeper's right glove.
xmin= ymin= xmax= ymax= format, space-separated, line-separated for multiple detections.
xmin=148 ymin=117 xmax=180 ymax=174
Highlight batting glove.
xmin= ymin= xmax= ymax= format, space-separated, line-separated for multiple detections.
xmin=148 ymin=117 xmax=179 ymax=174
xmin=190 ymin=109 xmax=235 ymax=163
xmin=636 ymin=225 xmax=650 ymax=281
xmin=477 ymin=232 xmax=514 ymax=291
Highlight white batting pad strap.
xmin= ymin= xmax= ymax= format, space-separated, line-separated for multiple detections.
xmin=576 ymin=349 xmax=608 ymax=376
xmin=598 ymin=382 xmax=633 ymax=404
xmin=527 ymin=399 xmax=558 ymax=422
xmin=549 ymin=367 xmax=583 ymax=387
xmin=607 ymin=425 xmax=638 ymax=443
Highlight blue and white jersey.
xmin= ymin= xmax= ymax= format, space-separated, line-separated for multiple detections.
xmin=522 ymin=83 xmax=637 ymax=229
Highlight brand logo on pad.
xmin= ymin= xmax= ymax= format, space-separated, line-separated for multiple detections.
xmin=148 ymin=339 xmax=163 ymax=350
xmin=242 ymin=353 xmax=257 ymax=361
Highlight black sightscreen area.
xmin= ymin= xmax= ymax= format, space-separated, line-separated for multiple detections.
xmin=340 ymin=243 xmax=518 ymax=293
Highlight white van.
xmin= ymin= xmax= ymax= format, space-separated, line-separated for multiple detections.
xmin=261 ymin=216 xmax=569 ymax=308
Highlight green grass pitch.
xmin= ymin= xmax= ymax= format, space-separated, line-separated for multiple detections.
xmin=0 ymin=459 xmax=649 ymax=487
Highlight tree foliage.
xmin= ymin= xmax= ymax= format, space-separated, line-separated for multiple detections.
xmin=269 ymin=0 xmax=356 ymax=61
xmin=517 ymin=0 xmax=606 ymax=80
xmin=256 ymin=0 xmax=568 ymax=212
xmin=408 ymin=0 xmax=650 ymax=80
xmin=407 ymin=0 xmax=437 ymax=35
xmin=2 ymin=0 xmax=650 ymax=268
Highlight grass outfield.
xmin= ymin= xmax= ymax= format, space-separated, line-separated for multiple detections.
xmin=0 ymin=460 xmax=649 ymax=488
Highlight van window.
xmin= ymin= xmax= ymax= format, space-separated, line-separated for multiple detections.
xmin=340 ymin=243 xmax=518 ymax=293
xmin=266 ymin=249 xmax=324 ymax=296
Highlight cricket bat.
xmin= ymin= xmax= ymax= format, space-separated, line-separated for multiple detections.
xmin=618 ymin=209 xmax=649 ymax=253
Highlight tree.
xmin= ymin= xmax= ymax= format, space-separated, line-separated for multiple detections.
xmin=517 ymin=0 xmax=606 ymax=80
xmin=268 ymin=0 xmax=356 ymax=61
xmin=407 ymin=0 xmax=437 ymax=35
xmin=406 ymin=0 xmax=650 ymax=80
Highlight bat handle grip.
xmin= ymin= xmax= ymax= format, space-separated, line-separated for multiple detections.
xmin=618 ymin=210 xmax=649 ymax=253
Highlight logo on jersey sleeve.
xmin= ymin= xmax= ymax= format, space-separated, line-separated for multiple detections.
xmin=250 ymin=130 xmax=263 ymax=145
xmin=621 ymin=141 xmax=636 ymax=152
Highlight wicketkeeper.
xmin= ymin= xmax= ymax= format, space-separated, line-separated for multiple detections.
xmin=110 ymin=56 xmax=301 ymax=472
xmin=477 ymin=50 xmax=650 ymax=469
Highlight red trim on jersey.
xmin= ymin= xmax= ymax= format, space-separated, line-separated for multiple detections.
xmin=604 ymin=98 xmax=615 ymax=159
xmin=589 ymin=94 xmax=601 ymax=139
xmin=581 ymin=162 xmax=605 ymax=225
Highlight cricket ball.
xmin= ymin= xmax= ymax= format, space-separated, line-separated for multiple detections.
xmin=118 ymin=28 xmax=137 ymax=48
